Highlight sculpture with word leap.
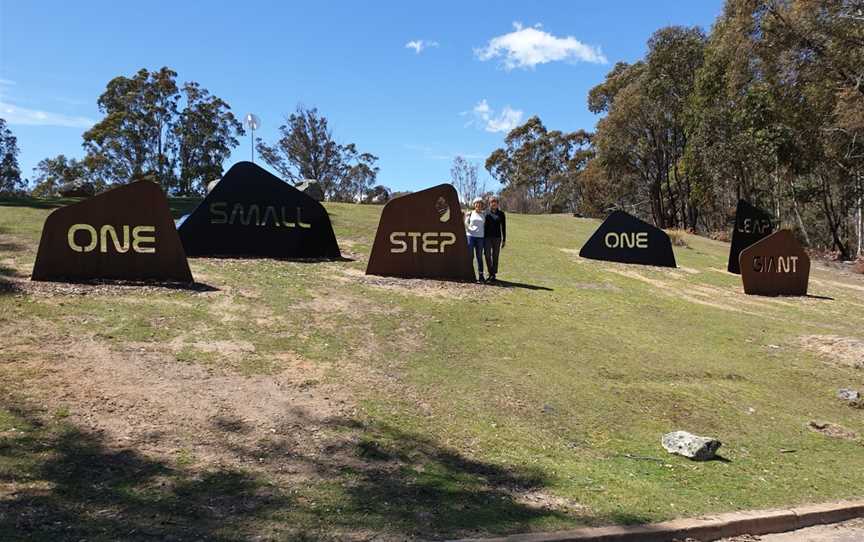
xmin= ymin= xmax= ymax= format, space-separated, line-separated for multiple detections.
xmin=727 ymin=199 xmax=774 ymax=274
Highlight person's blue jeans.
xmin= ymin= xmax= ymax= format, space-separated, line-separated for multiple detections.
xmin=467 ymin=235 xmax=484 ymax=277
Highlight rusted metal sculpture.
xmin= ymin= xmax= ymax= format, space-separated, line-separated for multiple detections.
xmin=579 ymin=210 xmax=677 ymax=268
xmin=31 ymin=180 xmax=193 ymax=283
xmin=727 ymin=199 xmax=774 ymax=274
xmin=739 ymin=229 xmax=810 ymax=296
xmin=177 ymin=161 xmax=341 ymax=259
xmin=366 ymin=184 xmax=475 ymax=281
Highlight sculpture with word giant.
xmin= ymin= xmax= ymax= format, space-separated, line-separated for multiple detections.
xmin=739 ymin=229 xmax=810 ymax=296
xmin=366 ymin=184 xmax=475 ymax=281
xmin=31 ymin=180 xmax=193 ymax=283
xmin=727 ymin=199 xmax=775 ymax=274
xmin=177 ymin=161 xmax=340 ymax=259
xmin=579 ymin=210 xmax=677 ymax=268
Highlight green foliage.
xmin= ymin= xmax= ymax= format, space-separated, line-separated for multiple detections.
xmin=30 ymin=154 xmax=89 ymax=197
xmin=582 ymin=1 xmax=864 ymax=258
xmin=485 ymin=116 xmax=592 ymax=213
xmin=589 ymin=26 xmax=706 ymax=229
xmin=0 ymin=118 xmax=23 ymax=194
xmin=256 ymin=105 xmax=380 ymax=202
xmin=81 ymin=67 xmax=244 ymax=195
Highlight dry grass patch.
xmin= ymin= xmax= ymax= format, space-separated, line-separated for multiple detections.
xmin=800 ymin=335 xmax=864 ymax=369
xmin=664 ymin=229 xmax=690 ymax=247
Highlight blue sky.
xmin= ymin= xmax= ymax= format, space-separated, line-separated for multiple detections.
xmin=0 ymin=0 xmax=722 ymax=192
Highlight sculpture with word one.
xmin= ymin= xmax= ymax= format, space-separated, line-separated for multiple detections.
xmin=366 ymin=184 xmax=475 ymax=281
xmin=727 ymin=199 xmax=774 ymax=274
xmin=31 ymin=180 xmax=193 ymax=283
xmin=739 ymin=229 xmax=810 ymax=296
xmin=177 ymin=161 xmax=340 ymax=259
xmin=579 ymin=210 xmax=677 ymax=268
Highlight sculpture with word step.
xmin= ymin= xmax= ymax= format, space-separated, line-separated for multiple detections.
xmin=579 ymin=210 xmax=677 ymax=268
xmin=366 ymin=184 xmax=475 ymax=281
xmin=739 ymin=229 xmax=810 ymax=296
xmin=31 ymin=180 xmax=193 ymax=283
xmin=177 ymin=161 xmax=341 ymax=259
xmin=727 ymin=199 xmax=774 ymax=274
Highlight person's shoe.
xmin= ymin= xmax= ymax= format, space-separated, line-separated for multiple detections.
xmin=488 ymin=274 xmax=496 ymax=283
xmin=477 ymin=275 xmax=486 ymax=283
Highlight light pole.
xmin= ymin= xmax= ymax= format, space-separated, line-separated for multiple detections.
xmin=243 ymin=113 xmax=261 ymax=163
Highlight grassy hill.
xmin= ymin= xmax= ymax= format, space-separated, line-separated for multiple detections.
xmin=1 ymin=197 xmax=864 ymax=540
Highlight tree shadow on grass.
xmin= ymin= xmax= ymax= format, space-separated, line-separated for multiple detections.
xmin=0 ymin=419 xmax=344 ymax=540
xmin=0 ymin=397 xmax=647 ymax=541
xmin=0 ymin=404 xmax=291 ymax=542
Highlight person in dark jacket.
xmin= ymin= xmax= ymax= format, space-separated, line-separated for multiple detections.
xmin=483 ymin=196 xmax=506 ymax=282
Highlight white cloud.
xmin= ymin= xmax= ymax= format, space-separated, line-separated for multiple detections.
xmin=405 ymin=39 xmax=439 ymax=54
xmin=403 ymin=143 xmax=483 ymax=161
xmin=475 ymin=22 xmax=607 ymax=70
xmin=0 ymin=101 xmax=94 ymax=128
xmin=463 ymin=99 xmax=524 ymax=133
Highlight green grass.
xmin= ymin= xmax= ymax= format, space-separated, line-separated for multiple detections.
xmin=2 ymin=196 xmax=864 ymax=539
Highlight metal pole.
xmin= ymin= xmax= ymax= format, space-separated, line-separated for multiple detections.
xmin=251 ymin=128 xmax=255 ymax=163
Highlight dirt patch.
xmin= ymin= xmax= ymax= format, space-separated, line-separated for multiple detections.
xmin=295 ymin=287 xmax=401 ymax=316
xmin=808 ymin=421 xmax=858 ymax=441
xmin=7 ymin=334 xmax=358 ymax=477
xmin=334 ymin=267 xmax=484 ymax=299
xmin=514 ymin=490 xmax=590 ymax=514
xmin=800 ymin=335 xmax=864 ymax=369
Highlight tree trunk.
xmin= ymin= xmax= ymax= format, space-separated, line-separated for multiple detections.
xmin=789 ymin=175 xmax=811 ymax=247
xmin=857 ymin=171 xmax=863 ymax=258
xmin=819 ymin=173 xmax=849 ymax=259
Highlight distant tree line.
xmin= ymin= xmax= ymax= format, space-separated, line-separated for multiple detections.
xmin=484 ymin=0 xmax=864 ymax=258
xmin=13 ymin=67 xmax=385 ymax=200
xmin=27 ymin=68 xmax=244 ymax=196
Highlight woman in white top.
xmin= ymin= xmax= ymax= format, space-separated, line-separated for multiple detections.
xmin=464 ymin=197 xmax=486 ymax=282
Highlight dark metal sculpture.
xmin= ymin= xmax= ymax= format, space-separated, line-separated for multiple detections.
xmin=579 ymin=210 xmax=677 ymax=268
xmin=727 ymin=199 xmax=774 ymax=274
xmin=739 ymin=229 xmax=810 ymax=296
xmin=31 ymin=180 xmax=193 ymax=283
xmin=366 ymin=184 xmax=475 ymax=281
xmin=177 ymin=161 xmax=341 ymax=259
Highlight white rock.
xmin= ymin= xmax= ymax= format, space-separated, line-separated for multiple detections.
xmin=661 ymin=431 xmax=721 ymax=461
xmin=837 ymin=388 xmax=860 ymax=402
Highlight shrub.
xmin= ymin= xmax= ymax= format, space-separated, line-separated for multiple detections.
xmin=665 ymin=229 xmax=689 ymax=247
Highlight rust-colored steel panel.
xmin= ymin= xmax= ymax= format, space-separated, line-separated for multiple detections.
xmin=579 ymin=210 xmax=677 ymax=268
xmin=365 ymin=184 xmax=475 ymax=281
xmin=739 ymin=229 xmax=810 ymax=296
xmin=177 ymin=161 xmax=340 ymax=259
xmin=727 ymin=199 xmax=774 ymax=274
xmin=31 ymin=180 xmax=193 ymax=283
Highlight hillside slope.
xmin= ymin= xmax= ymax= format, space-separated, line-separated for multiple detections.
xmin=1 ymin=198 xmax=864 ymax=540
